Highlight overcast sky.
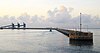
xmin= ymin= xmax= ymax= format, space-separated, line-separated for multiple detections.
xmin=0 ymin=0 xmax=100 ymax=33
xmin=0 ymin=0 xmax=99 ymax=17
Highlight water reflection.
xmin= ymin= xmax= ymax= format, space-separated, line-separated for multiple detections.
xmin=0 ymin=30 xmax=100 ymax=53
xmin=69 ymin=40 xmax=93 ymax=46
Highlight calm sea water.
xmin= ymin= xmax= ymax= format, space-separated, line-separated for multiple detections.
xmin=0 ymin=30 xmax=100 ymax=53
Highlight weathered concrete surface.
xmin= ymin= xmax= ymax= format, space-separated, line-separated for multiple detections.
xmin=55 ymin=28 xmax=93 ymax=41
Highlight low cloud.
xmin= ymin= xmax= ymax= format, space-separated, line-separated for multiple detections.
xmin=0 ymin=6 xmax=100 ymax=29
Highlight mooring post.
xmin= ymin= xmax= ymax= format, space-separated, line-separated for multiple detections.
xmin=23 ymin=22 xmax=26 ymax=29
xmin=49 ymin=27 xmax=52 ymax=32
xmin=12 ymin=23 xmax=15 ymax=29
xmin=50 ymin=29 xmax=52 ymax=32
xmin=17 ymin=23 xmax=20 ymax=29
xmin=0 ymin=27 xmax=3 ymax=29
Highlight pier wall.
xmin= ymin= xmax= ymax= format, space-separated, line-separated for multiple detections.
xmin=55 ymin=28 xmax=93 ymax=41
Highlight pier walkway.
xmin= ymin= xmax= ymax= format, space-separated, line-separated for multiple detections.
xmin=0 ymin=23 xmax=93 ymax=41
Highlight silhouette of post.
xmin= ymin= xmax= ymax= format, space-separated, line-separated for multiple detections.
xmin=12 ymin=23 xmax=15 ymax=29
xmin=23 ymin=22 xmax=26 ymax=29
xmin=17 ymin=23 xmax=20 ymax=29
xmin=79 ymin=13 xmax=82 ymax=36
xmin=49 ymin=27 xmax=52 ymax=32
xmin=80 ymin=13 xmax=82 ymax=32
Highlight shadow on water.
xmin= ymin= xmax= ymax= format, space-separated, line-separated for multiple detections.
xmin=68 ymin=40 xmax=100 ymax=53
xmin=69 ymin=40 xmax=93 ymax=46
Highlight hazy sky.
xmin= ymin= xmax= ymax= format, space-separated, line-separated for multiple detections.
xmin=0 ymin=0 xmax=100 ymax=17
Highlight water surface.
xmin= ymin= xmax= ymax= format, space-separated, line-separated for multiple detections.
xmin=0 ymin=30 xmax=100 ymax=53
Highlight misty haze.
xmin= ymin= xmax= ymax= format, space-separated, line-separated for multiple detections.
xmin=0 ymin=0 xmax=100 ymax=53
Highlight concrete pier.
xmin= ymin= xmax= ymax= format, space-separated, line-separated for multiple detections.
xmin=0 ymin=23 xmax=93 ymax=44
xmin=55 ymin=28 xmax=93 ymax=41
